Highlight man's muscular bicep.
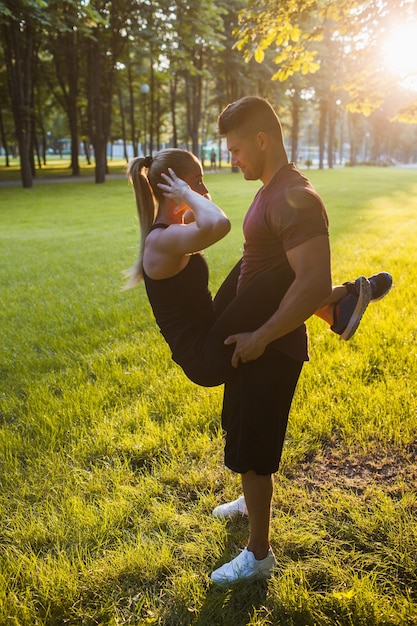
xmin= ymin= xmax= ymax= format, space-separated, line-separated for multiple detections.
xmin=285 ymin=235 xmax=332 ymax=299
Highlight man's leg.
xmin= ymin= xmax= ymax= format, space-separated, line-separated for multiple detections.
xmin=315 ymin=284 xmax=347 ymax=323
xmin=211 ymin=351 xmax=303 ymax=585
xmin=241 ymin=470 xmax=273 ymax=560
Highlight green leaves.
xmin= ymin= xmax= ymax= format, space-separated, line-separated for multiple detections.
xmin=234 ymin=0 xmax=323 ymax=81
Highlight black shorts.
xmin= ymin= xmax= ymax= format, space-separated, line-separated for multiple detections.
xmin=221 ymin=348 xmax=303 ymax=475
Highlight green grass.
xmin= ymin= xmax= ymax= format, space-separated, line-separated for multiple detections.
xmin=0 ymin=167 xmax=416 ymax=625
xmin=0 ymin=157 xmax=127 ymax=181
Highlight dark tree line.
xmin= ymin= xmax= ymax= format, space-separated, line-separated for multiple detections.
xmin=1 ymin=0 xmax=416 ymax=188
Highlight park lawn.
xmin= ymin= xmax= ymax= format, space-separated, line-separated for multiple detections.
xmin=0 ymin=157 xmax=229 ymax=182
xmin=0 ymin=167 xmax=416 ymax=625
xmin=0 ymin=157 xmax=129 ymax=182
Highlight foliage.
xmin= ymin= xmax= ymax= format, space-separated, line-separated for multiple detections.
xmin=0 ymin=169 xmax=417 ymax=624
xmin=1 ymin=0 xmax=417 ymax=186
xmin=234 ymin=0 xmax=416 ymax=115
xmin=235 ymin=0 xmax=323 ymax=81
xmin=393 ymin=99 xmax=417 ymax=123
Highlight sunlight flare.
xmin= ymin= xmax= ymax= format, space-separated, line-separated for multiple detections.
xmin=383 ymin=23 xmax=417 ymax=90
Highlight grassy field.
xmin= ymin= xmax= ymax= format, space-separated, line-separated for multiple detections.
xmin=0 ymin=166 xmax=416 ymax=625
xmin=0 ymin=157 xmax=127 ymax=182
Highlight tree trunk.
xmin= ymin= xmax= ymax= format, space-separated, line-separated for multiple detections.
xmin=94 ymin=138 xmax=107 ymax=183
xmin=86 ymin=39 xmax=113 ymax=184
xmin=32 ymin=115 xmax=41 ymax=170
xmin=83 ymin=139 xmax=91 ymax=165
xmin=118 ymin=86 xmax=129 ymax=161
xmin=327 ymin=99 xmax=335 ymax=169
xmin=68 ymin=106 xmax=80 ymax=176
xmin=319 ymin=98 xmax=327 ymax=169
xmin=67 ymin=32 xmax=80 ymax=176
xmin=50 ymin=27 xmax=80 ymax=176
xmin=348 ymin=112 xmax=358 ymax=165
xmin=156 ymin=92 xmax=161 ymax=150
xmin=170 ymin=77 xmax=178 ymax=148
xmin=185 ymin=70 xmax=202 ymax=157
xmin=0 ymin=108 xmax=10 ymax=167
xmin=3 ymin=19 xmax=34 ymax=187
xmin=290 ymin=91 xmax=300 ymax=163
xmin=127 ymin=59 xmax=138 ymax=157
xmin=149 ymin=62 xmax=155 ymax=155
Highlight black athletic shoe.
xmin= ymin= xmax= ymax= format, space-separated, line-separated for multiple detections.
xmin=331 ymin=276 xmax=372 ymax=340
xmin=345 ymin=272 xmax=393 ymax=302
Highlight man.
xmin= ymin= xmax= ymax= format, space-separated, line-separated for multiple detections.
xmin=210 ymin=96 xmax=391 ymax=585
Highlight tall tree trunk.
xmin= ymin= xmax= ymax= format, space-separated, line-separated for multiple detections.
xmin=327 ymin=98 xmax=336 ymax=169
xmin=118 ymin=86 xmax=129 ymax=161
xmin=185 ymin=70 xmax=202 ymax=157
xmin=68 ymin=104 xmax=80 ymax=176
xmin=191 ymin=76 xmax=201 ymax=156
xmin=86 ymin=39 xmax=112 ymax=184
xmin=0 ymin=108 xmax=10 ymax=167
xmin=3 ymin=19 xmax=34 ymax=187
xmin=149 ymin=62 xmax=155 ymax=154
xmin=170 ymin=77 xmax=178 ymax=148
xmin=83 ymin=139 xmax=91 ymax=165
xmin=36 ymin=101 xmax=47 ymax=166
xmin=348 ymin=112 xmax=358 ymax=165
xmin=127 ymin=58 xmax=138 ymax=158
xmin=319 ymin=98 xmax=327 ymax=169
xmin=67 ymin=32 xmax=80 ymax=176
xmin=290 ymin=91 xmax=300 ymax=163
xmin=32 ymin=111 xmax=41 ymax=170
xmin=50 ymin=27 xmax=80 ymax=176
xmin=156 ymin=92 xmax=161 ymax=150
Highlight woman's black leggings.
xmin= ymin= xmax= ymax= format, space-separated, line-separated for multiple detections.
xmin=180 ymin=260 xmax=295 ymax=387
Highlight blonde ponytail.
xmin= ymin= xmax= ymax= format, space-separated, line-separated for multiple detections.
xmin=125 ymin=157 xmax=157 ymax=287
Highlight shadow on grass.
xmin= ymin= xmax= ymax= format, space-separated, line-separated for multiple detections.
xmin=196 ymin=517 xmax=271 ymax=626
xmin=193 ymin=579 xmax=269 ymax=626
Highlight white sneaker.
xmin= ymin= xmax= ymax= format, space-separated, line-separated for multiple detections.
xmin=210 ymin=547 xmax=277 ymax=585
xmin=212 ymin=496 xmax=247 ymax=518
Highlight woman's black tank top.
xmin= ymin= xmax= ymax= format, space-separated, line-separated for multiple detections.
xmin=143 ymin=223 xmax=216 ymax=366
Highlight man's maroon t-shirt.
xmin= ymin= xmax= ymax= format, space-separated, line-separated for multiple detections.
xmin=237 ymin=163 xmax=329 ymax=361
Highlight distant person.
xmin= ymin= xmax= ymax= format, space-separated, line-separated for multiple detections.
xmin=210 ymin=148 xmax=217 ymax=170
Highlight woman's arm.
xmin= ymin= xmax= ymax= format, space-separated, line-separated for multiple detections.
xmin=156 ymin=169 xmax=231 ymax=255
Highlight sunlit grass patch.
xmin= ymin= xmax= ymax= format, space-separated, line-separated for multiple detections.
xmin=1 ymin=168 xmax=416 ymax=624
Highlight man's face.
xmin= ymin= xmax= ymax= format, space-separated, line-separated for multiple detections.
xmin=226 ymin=130 xmax=265 ymax=181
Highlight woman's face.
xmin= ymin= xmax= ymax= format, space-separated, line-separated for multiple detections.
xmin=183 ymin=161 xmax=210 ymax=199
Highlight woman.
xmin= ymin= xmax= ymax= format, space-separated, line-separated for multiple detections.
xmin=126 ymin=149 xmax=389 ymax=386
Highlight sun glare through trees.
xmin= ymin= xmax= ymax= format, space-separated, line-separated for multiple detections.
xmin=383 ymin=22 xmax=417 ymax=91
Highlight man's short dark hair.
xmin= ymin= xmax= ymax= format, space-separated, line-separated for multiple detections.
xmin=218 ymin=96 xmax=283 ymax=140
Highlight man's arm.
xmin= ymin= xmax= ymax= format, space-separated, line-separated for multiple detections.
xmin=224 ymin=235 xmax=332 ymax=367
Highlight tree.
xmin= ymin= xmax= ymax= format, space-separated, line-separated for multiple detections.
xmin=0 ymin=45 xmax=14 ymax=165
xmin=0 ymin=0 xmax=49 ymax=187
xmin=168 ymin=0 xmax=226 ymax=155
xmin=233 ymin=0 xmax=417 ymax=167
xmin=82 ymin=0 xmax=131 ymax=183
xmin=43 ymin=0 xmax=84 ymax=176
xmin=234 ymin=0 xmax=416 ymax=112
